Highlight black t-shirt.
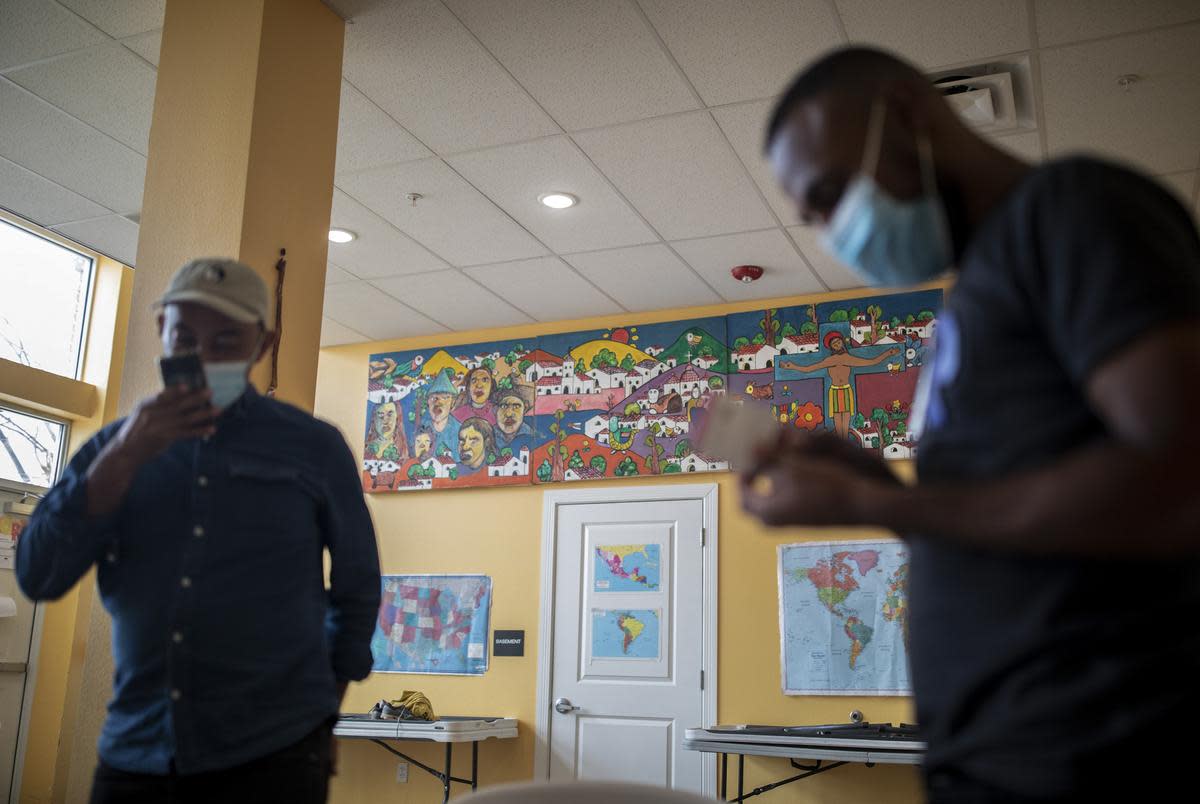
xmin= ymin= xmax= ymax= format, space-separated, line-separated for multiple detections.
xmin=913 ymin=157 xmax=1200 ymax=797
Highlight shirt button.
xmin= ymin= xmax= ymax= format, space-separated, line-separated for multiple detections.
xmin=105 ymin=552 xmax=117 ymax=564
xmin=192 ymin=525 xmax=204 ymax=538
xmin=180 ymin=577 xmax=192 ymax=588
xmin=170 ymin=689 xmax=182 ymax=701
xmin=197 ymin=475 xmax=209 ymax=487
xmin=172 ymin=631 xmax=184 ymax=644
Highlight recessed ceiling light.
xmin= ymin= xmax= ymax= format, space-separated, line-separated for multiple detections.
xmin=539 ymin=192 xmax=578 ymax=209
xmin=328 ymin=228 xmax=356 ymax=243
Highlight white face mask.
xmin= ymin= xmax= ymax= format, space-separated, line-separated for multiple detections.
xmin=821 ymin=99 xmax=952 ymax=286
xmin=204 ymin=360 xmax=251 ymax=409
xmin=203 ymin=334 xmax=262 ymax=409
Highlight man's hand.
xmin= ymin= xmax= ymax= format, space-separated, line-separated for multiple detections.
xmin=739 ymin=430 xmax=900 ymax=527
xmin=114 ymin=386 xmax=217 ymax=464
xmin=85 ymin=386 xmax=216 ymax=517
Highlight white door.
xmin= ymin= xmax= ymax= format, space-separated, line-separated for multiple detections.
xmin=548 ymin=497 xmax=708 ymax=793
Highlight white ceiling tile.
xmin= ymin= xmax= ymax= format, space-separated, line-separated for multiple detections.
xmin=574 ymin=111 xmax=775 ymax=240
xmin=834 ymin=0 xmax=1030 ymax=69
xmin=121 ymin=28 xmax=161 ymax=66
xmin=989 ymin=130 xmax=1044 ymax=162
xmin=1156 ymin=172 xmax=1197 ymax=215
xmin=336 ymin=81 xmax=432 ymax=176
xmin=336 ymin=159 xmax=549 ymax=266
xmin=0 ymin=80 xmax=145 ymax=213
xmin=0 ymin=154 xmax=108 ymax=225
xmin=1040 ymin=23 xmax=1200 ymax=175
xmin=0 ymin=0 xmax=108 ymax=71
xmin=322 ymin=280 xmax=448 ymax=340
xmin=327 ymin=190 xmax=450 ymax=279
xmin=320 ymin=316 xmax=369 ymax=348
xmin=670 ymin=228 xmax=826 ymax=301
xmin=786 ymin=225 xmax=864 ymax=291
xmin=639 ymin=0 xmax=844 ymax=106
xmin=341 ymin=0 xmax=559 ymax=153
xmin=373 ymin=271 xmax=533 ymax=330
xmin=712 ymin=99 xmax=798 ymax=225
xmin=447 ymin=136 xmax=657 ymax=254
xmin=464 ymin=257 xmax=623 ymax=321
xmin=324 ymin=261 xmax=358 ymax=285
xmin=57 ymin=0 xmax=164 ymax=38
xmin=444 ymin=0 xmax=698 ymax=130
xmin=565 ymin=244 xmax=722 ymax=312
xmin=6 ymin=41 xmax=157 ymax=154
xmin=54 ymin=214 xmax=139 ymax=265
xmin=1035 ymin=0 xmax=1200 ymax=47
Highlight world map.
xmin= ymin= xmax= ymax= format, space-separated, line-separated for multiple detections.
xmin=371 ymin=575 xmax=492 ymax=675
xmin=592 ymin=609 xmax=660 ymax=660
xmin=594 ymin=543 xmax=661 ymax=591
xmin=778 ymin=541 xmax=910 ymax=695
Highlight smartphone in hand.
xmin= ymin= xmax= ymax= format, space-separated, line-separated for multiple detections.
xmin=159 ymin=353 xmax=207 ymax=391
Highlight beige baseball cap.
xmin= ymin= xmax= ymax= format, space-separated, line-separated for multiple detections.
xmin=155 ymin=257 xmax=269 ymax=324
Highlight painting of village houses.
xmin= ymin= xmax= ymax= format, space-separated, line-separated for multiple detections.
xmin=363 ymin=338 xmax=536 ymax=491
xmin=528 ymin=317 xmax=730 ymax=483
xmin=359 ymin=289 xmax=943 ymax=492
xmin=726 ymin=289 xmax=942 ymax=461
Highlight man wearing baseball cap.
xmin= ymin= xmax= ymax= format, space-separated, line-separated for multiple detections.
xmin=17 ymin=258 xmax=381 ymax=803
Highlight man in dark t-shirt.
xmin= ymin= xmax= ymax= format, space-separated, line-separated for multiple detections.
xmin=742 ymin=47 xmax=1200 ymax=802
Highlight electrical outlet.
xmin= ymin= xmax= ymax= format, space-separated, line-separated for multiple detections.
xmin=395 ymin=762 xmax=408 ymax=783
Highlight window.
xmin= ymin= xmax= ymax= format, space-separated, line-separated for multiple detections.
xmin=0 ymin=218 xmax=94 ymax=380
xmin=0 ymin=406 xmax=66 ymax=488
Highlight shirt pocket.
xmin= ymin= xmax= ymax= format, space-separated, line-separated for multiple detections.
xmin=225 ymin=452 xmax=324 ymax=538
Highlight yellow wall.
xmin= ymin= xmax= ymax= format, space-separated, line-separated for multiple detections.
xmin=14 ymin=249 xmax=134 ymax=804
xmin=316 ymin=288 xmax=933 ymax=803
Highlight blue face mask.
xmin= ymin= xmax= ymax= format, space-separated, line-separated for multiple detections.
xmin=204 ymin=359 xmax=252 ymax=409
xmin=821 ymin=101 xmax=951 ymax=287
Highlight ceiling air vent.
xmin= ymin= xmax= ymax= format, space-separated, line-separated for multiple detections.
xmin=934 ymin=71 xmax=1018 ymax=133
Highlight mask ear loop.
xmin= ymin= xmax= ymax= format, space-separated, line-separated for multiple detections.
xmin=916 ymin=128 xmax=938 ymax=196
xmin=860 ymin=98 xmax=887 ymax=180
xmin=916 ymin=123 xmax=953 ymax=263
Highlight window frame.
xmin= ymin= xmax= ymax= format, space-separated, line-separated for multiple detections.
xmin=0 ymin=401 xmax=71 ymax=492
xmin=0 ymin=210 xmax=98 ymax=383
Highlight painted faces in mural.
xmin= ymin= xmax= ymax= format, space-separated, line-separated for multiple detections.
xmin=412 ymin=426 xmax=434 ymax=463
xmin=422 ymin=371 xmax=461 ymax=459
xmin=365 ymin=400 xmax=409 ymax=461
xmin=457 ymin=417 xmax=496 ymax=474
xmin=495 ymin=382 xmax=534 ymax=450
xmin=454 ymin=366 xmax=498 ymax=425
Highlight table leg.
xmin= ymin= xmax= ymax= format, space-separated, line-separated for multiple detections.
xmin=442 ymin=744 xmax=452 ymax=804
xmin=720 ymin=753 xmax=728 ymax=801
xmin=472 ymin=742 xmax=479 ymax=791
xmin=738 ymin=753 xmax=744 ymax=803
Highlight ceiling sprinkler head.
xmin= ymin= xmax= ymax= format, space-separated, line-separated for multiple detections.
xmin=1116 ymin=74 xmax=1140 ymax=91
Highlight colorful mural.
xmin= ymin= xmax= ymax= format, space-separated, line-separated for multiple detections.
xmin=727 ymin=289 xmax=941 ymax=460
xmin=359 ymin=289 xmax=942 ymax=491
xmin=530 ymin=317 xmax=730 ymax=483
xmin=363 ymin=338 xmax=535 ymax=491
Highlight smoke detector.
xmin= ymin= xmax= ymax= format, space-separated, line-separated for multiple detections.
xmin=731 ymin=264 xmax=764 ymax=283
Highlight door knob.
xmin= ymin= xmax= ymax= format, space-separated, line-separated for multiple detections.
xmin=554 ymin=697 xmax=580 ymax=714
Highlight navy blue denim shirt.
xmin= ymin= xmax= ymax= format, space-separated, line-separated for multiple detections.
xmin=17 ymin=389 xmax=381 ymax=774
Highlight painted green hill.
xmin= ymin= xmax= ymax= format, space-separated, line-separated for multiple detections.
xmin=657 ymin=327 xmax=730 ymax=373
